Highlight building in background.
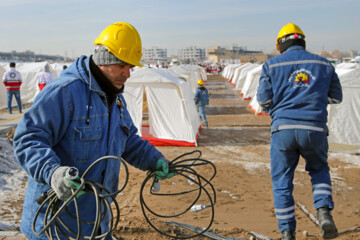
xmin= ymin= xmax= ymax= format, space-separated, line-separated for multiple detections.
xmin=178 ymin=46 xmax=206 ymax=63
xmin=206 ymin=46 xmax=270 ymax=64
xmin=143 ymin=47 xmax=167 ymax=62
xmin=0 ymin=50 xmax=74 ymax=62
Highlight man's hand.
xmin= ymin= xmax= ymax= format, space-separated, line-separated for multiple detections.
xmin=155 ymin=158 xmax=175 ymax=180
xmin=50 ymin=166 xmax=82 ymax=200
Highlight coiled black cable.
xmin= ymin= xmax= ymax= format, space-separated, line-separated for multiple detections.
xmin=140 ymin=150 xmax=217 ymax=239
xmin=32 ymin=155 xmax=129 ymax=240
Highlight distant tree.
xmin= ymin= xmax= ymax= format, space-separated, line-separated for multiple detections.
xmin=318 ymin=51 xmax=332 ymax=58
xmin=331 ymin=50 xmax=343 ymax=59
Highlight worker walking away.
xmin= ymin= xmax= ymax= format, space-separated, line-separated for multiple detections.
xmin=257 ymin=23 xmax=342 ymax=240
xmin=13 ymin=21 xmax=174 ymax=240
xmin=37 ymin=64 xmax=54 ymax=91
xmin=2 ymin=62 xmax=22 ymax=114
xmin=194 ymin=79 xmax=209 ymax=127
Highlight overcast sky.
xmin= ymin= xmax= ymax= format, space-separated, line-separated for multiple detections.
xmin=1 ymin=0 xmax=359 ymax=58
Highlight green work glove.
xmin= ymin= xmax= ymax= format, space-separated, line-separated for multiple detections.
xmin=155 ymin=158 xmax=175 ymax=180
xmin=50 ymin=166 xmax=84 ymax=200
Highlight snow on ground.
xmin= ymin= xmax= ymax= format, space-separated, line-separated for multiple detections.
xmin=0 ymin=138 xmax=27 ymax=231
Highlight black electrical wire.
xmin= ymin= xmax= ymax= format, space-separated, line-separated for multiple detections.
xmin=32 ymin=155 xmax=129 ymax=240
xmin=32 ymin=151 xmax=216 ymax=239
xmin=139 ymin=150 xmax=217 ymax=239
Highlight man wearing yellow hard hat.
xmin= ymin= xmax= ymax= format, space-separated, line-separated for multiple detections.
xmin=257 ymin=23 xmax=342 ymax=240
xmin=13 ymin=22 xmax=174 ymax=239
xmin=194 ymin=79 xmax=209 ymax=127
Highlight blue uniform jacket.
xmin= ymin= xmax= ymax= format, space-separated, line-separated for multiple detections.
xmin=257 ymin=46 xmax=342 ymax=129
xmin=194 ymin=86 xmax=209 ymax=106
xmin=13 ymin=56 xmax=164 ymax=239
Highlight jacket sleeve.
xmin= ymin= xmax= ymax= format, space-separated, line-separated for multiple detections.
xmin=327 ymin=66 xmax=342 ymax=104
xmin=194 ymin=89 xmax=200 ymax=104
xmin=13 ymin=84 xmax=72 ymax=185
xmin=206 ymin=89 xmax=209 ymax=105
xmin=120 ymin=98 xmax=164 ymax=171
xmin=257 ymin=63 xmax=273 ymax=113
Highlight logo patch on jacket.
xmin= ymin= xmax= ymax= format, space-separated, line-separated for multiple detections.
xmin=288 ymin=68 xmax=315 ymax=88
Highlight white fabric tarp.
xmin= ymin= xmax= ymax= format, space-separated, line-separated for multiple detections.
xmin=234 ymin=64 xmax=259 ymax=90
xmin=223 ymin=64 xmax=241 ymax=81
xmin=230 ymin=63 xmax=251 ymax=86
xmin=16 ymin=62 xmax=56 ymax=104
xmin=328 ymin=68 xmax=360 ymax=146
xmin=227 ymin=64 xmax=243 ymax=82
xmin=170 ymin=65 xmax=200 ymax=94
xmin=1 ymin=61 xmax=56 ymax=107
xmin=248 ymin=94 xmax=268 ymax=115
xmin=240 ymin=65 xmax=263 ymax=100
xmin=0 ymin=65 xmax=6 ymax=107
xmin=123 ymin=68 xmax=201 ymax=145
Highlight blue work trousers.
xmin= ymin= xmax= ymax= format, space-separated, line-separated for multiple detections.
xmin=197 ymin=104 xmax=208 ymax=126
xmin=7 ymin=90 xmax=22 ymax=113
xmin=270 ymin=129 xmax=334 ymax=232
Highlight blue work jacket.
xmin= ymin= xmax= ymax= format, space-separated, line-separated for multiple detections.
xmin=13 ymin=56 xmax=164 ymax=239
xmin=257 ymin=46 xmax=342 ymax=129
xmin=194 ymin=86 xmax=209 ymax=106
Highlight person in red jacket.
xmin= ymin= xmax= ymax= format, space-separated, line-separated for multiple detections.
xmin=2 ymin=62 xmax=22 ymax=114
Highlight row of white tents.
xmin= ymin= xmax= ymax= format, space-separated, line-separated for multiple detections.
xmin=222 ymin=62 xmax=360 ymax=147
xmin=0 ymin=61 xmax=206 ymax=146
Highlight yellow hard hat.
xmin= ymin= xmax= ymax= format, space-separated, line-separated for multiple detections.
xmin=94 ymin=22 xmax=143 ymax=67
xmin=276 ymin=23 xmax=305 ymax=51
xmin=197 ymin=80 xmax=204 ymax=85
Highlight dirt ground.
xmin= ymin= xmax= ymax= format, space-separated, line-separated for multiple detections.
xmin=1 ymin=74 xmax=360 ymax=240
xmin=110 ymin=75 xmax=360 ymax=240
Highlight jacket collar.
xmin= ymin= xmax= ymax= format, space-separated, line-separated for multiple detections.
xmin=82 ymin=56 xmax=106 ymax=96
xmin=285 ymin=45 xmax=305 ymax=53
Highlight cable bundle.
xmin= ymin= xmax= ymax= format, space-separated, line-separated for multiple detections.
xmin=32 ymin=156 xmax=129 ymax=240
xmin=140 ymin=150 xmax=217 ymax=239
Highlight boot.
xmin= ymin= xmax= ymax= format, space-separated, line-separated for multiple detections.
xmin=281 ymin=230 xmax=295 ymax=240
xmin=317 ymin=207 xmax=338 ymax=239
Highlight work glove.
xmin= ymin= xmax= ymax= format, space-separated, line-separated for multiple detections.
xmin=155 ymin=158 xmax=175 ymax=180
xmin=50 ymin=166 xmax=83 ymax=200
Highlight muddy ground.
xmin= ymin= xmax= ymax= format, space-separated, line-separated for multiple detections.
xmin=1 ymin=74 xmax=360 ymax=240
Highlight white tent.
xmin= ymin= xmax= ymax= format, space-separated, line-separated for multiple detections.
xmin=184 ymin=65 xmax=207 ymax=82
xmin=230 ymin=63 xmax=251 ymax=86
xmin=248 ymin=94 xmax=269 ymax=116
xmin=0 ymin=65 xmax=7 ymax=107
xmin=328 ymin=68 xmax=360 ymax=146
xmin=223 ymin=64 xmax=241 ymax=81
xmin=163 ymin=68 xmax=194 ymax=97
xmin=221 ymin=64 xmax=232 ymax=79
xmin=171 ymin=65 xmax=200 ymax=93
xmin=123 ymin=68 xmax=201 ymax=146
xmin=234 ymin=64 xmax=259 ymax=90
xmin=227 ymin=64 xmax=242 ymax=82
xmin=1 ymin=61 xmax=55 ymax=108
xmin=240 ymin=65 xmax=263 ymax=100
